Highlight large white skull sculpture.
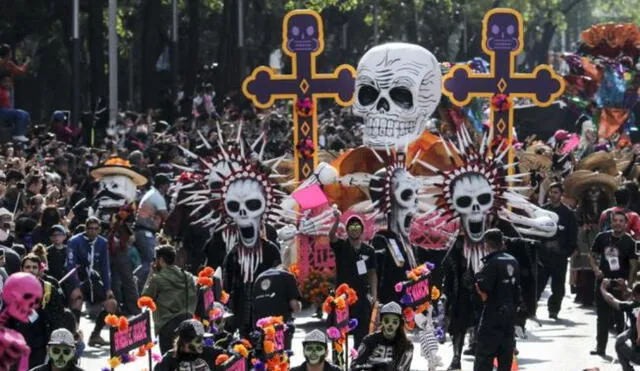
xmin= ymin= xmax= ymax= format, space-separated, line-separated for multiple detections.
xmin=224 ymin=179 xmax=266 ymax=247
xmin=98 ymin=174 xmax=137 ymax=208
xmin=451 ymin=174 xmax=494 ymax=242
xmin=390 ymin=168 xmax=418 ymax=239
xmin=353 ymin=42 xmax=441 ymax=149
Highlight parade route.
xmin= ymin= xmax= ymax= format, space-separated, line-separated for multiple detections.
xmin=77 ymin=285 xmax=626 ymax=371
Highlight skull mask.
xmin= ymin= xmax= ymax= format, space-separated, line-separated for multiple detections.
xmin=390 ymin=168 xmax=418 ymax=239
xmin=354 ymin=42 xmax=441 ymax=149
xmin=97 ymin=174 xmax=137 ymax=208
xmin=303 ymin=343 xmax=327 ymax=365
xmin=1 ymin=272 xmax=43 ymax=323
xmin=48 ymin=345 xmax=75 ymax=369
xmin=224 ymin=179 xmax=266 ymax=248
xmin=381 ymin=314 xmax=401 ymax=340
xmin=451 ymin=174 xmax=494 ymax=242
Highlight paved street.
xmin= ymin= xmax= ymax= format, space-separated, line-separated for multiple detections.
xmin=77 ymin=287 xmax=625 ymax=371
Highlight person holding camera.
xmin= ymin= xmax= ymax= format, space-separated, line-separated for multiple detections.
xmin=589 ymin=211 xmax=639 ymax=356
xmin=599 ymin=278 xmax=640 ymax=371
xmin=65 ymin=216 xmax=115 ymax=348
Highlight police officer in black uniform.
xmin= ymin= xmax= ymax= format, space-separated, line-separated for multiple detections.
xmin=474 ymin=229 xmax=521 ymax=371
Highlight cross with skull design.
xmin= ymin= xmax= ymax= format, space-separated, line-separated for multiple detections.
xmin=442 ymin=8 xmax=565 ymax=172
xmin=242 ymin=9 xmax=356 ymax=180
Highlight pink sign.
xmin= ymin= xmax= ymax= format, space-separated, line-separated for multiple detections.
xmin=274 ymin=325 xmax=285 ymax=352
xmin=110 ymin=312 xmax=151 ymax=356
xmin=292 ymin=184 xmax=328 ymax=210
xmin=334 ymin=305 xmax=349 ymax=332
xmin=404 ymin=278 xmax=430 ymax=307
xmin=204 ymin=289 xmax=214 ymax=314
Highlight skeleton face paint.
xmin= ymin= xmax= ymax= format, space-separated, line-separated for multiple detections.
xmin=381 ymin=314 xmax=401 ymax=340
xmin=451 ymin=174 xmax=494 ymax=242
xmin=186 ymin=336 xmax=204 ymax=354
xmin=303 ymin=343 xmax=327 ymax=365
xmin=48 ymin=345 xmax=74 ymax=369
xmin=354 ymin=43 xmax=441 ymax=149
xmin=224 ymin=179 xmax=266 ymax=247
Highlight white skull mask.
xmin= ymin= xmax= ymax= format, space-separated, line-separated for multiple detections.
xmin=354 ymin=42 xmax=441 ymax=149
xmin=224 ymin=179 xmax=266 ymax=247
xmin=48 ymin=345 xmax=75 ymax=369
xmin=390 ymin=168 xmax=418 ymax=239
xmin=98 ymin=174 xmax=137 ymax=207
xmin=451 ymin=174 xmax=494 ymax=242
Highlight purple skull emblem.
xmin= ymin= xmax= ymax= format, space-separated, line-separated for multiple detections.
xmin=286 ymin=14 xmax=320 ymax=53
xmin=486 ymin=12 xmax=520 ymax=51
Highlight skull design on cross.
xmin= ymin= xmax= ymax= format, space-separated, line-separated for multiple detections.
xmin=353 ymin=43 xmax=441 ymax=150
xmin=486 ymin=12 xmax=520 ymax=51
xmin=285 ymin=13 xmax=320 ymax=53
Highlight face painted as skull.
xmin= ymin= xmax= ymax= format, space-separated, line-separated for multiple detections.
xmin=381 ymin=314 xmax=401 ymax=340
xmin=286 ymin=14 xmax=320 ymax=52
xmin=486 ymin=12 xmax=520 ymax=51
xmin=451 ymin=174 xmax=494 ymax=242
xmin=303 ymin=343 xmax=327 ymax=365
xmin=48 ymin=345 xmax=75 ymax=369
xmin=390 ymin=168 xmax=418 ymax=239
xmin=354 ymin=43 xmax=441 ymax=150
xmin=224 ymin=179 xmax=266 ymax=247
xmin=186 ymin=336 xmax=204 ymax=354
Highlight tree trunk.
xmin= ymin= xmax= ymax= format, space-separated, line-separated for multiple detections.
xmin=215 ymin=0 xmax=240 ymax=97
xmin=183 ymin=0 xmax=200 ymax=99
xmin=140 ymin=0 xmax=164 ymax=110
xmin=88 ymin=0 xmax=107 ymax=107
xmin=524 ymin=21 xmax=556 ymax=70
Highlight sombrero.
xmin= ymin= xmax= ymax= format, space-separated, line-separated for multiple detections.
xmin=516 ymin=150 xmax=552 ymax=172
xmin=563 ymin=170 xmax=617 ymax=200
xmin=90 ymin=157 xmax=148 ymax=186
xmin=575 ymin=151 xmax=617 ymax=176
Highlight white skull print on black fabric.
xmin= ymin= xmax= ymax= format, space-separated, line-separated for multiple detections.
xmin=354 ymin=43 xmax=441 ymax=149
xmin=451 ymin=174 xmax=494 ymax=242
xmin=390 ymin=168 xmax=418 ymax=239
xmin=177 ymin=359 xmax=210 ymax=371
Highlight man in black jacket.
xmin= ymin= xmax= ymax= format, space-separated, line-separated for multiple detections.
xmin=474 ymin=229 xmax=521 ymax=371
xmin=538 ymin=182 xmax=577 ymax=319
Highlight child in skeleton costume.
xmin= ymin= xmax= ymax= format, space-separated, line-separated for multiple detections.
xmin=30 ymin=328 xmax=85 ymax=371
xmin=351 ymin=302 xmax=413 ymax=371
xmin=89 ymin=157 xmax=148 ymax=315
xmin=414 ymin=307 xmax=442 ymax=371
xmin=290 ymin=330 xmax=341 ymax=371
xmin=0 ymin=272 xmax=43 ymax=371
xmin=414 ymin=126 xmax=559 ymax=370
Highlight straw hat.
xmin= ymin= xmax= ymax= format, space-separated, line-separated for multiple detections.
xmin=516 ymin=150 xmax=552 ymax=172
xmin=575 ymin=151 xmax=617 ymax=176
xmin=563 ymin=170 xmax=617 ymax=200
xmin=90 ymin=157 xmax=148 ymax=186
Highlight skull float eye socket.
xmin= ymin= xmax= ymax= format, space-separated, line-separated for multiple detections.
xmin=478 ymin=193 xmax=492 ymax=205
xmin=389 ymin=87 xmax=413 ymax=109
xmin=456 ymin=196 xmax=472 ymax=208
xmin=246 ymin=199 xmax=263 ymax=211
xmin=400 ymin=189 xmax=414 ymax=202
xmin=358 ymin=85 xmax=379 ymax=106
xmin=226 ymin=201 xmax=240 ymax=213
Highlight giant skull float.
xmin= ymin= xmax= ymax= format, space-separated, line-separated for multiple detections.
xmin=354 ymin=43 xmax=442 ymax=149
xmin=416 ymin=126 xmax=559 ymax=271
xmin=0 ymin=272 xmax=43 ymax=371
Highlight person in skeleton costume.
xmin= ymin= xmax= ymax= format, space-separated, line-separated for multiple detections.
xmin=176 ymin=127 xmax=334 ymax=338
xmin=0 ymin=272 xmax=43 ymax=371
xmin=290 ymin=330 xmax=341 ymax=371
xmin=89 ymin=157 xmax=148 ymax=315
xmin=30 ymin=328 xmax=85 ymax=371
xmin=154 ymin=319 xmax=221 ymax=371
xmin=414 ymin=126 xmax=558 ymax=370
xmin=351 ymin=302 xmax=413 ymax=371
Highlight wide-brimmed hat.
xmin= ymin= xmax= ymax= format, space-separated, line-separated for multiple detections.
xmin=564 ymin=170 xmax=617 ymax=200
xmin=516 ymin=150 xmax=552 ymax=172
xmin=90 ymin=157 xmax=148 ymax=186
xmin=575 ymin=151 xmax=617 ymax=176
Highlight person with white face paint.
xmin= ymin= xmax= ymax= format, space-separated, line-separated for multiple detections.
xmin=291 ymin=330 xmax=341 ymax=371
xmin=29 ymin=328 xmax=85 ymax=371
xmin=154 ymin=319 xmax=222 ymax=371
xmin=351 ymin=302 xmax=413 ymax=371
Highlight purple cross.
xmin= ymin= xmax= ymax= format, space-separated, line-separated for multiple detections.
xmin=442 ymin=8 xmax=564 ymax=141
xmin=242 ymin=10 xmax=355 ymax=180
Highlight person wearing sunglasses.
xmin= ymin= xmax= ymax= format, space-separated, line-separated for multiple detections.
xmin=329 ymin=212 xmax=378 ymax=349
xmin=29 ymin=328 xmax=85 ymax=371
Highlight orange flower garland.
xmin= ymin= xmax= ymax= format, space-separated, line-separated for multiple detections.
xmin=137 ymin=296 xmax=157 ymax=312
xmin=105 ymin=314 xmax=129 ymax=330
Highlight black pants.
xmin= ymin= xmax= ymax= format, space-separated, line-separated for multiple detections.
xmin=159 ymin=313 xmax=193 ymax=354
xmin=110 ymin=247 xmax=140 ymax=316
xmin=616 ymin=330 xmax=640 ymax=371
xmin=537 ymin=252 xmax=568 ymax=315
xmin=351 ymin=301 xmax=372 ymax=349
xmin=575 ymin=270 xmax=595 ymax=306
xmin=595 ymin=280 xmax=625 ymax=351
xmin=474 ymin=325 xmax=514 ymax=371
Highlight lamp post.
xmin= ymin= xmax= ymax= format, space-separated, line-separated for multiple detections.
xmin=71 ymin=0 xmax=80 ymax=127
xmin=172 ymin=0 xmax=179 ymax=99
xmin=108 ymin=0 xmax=118 ymax=128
